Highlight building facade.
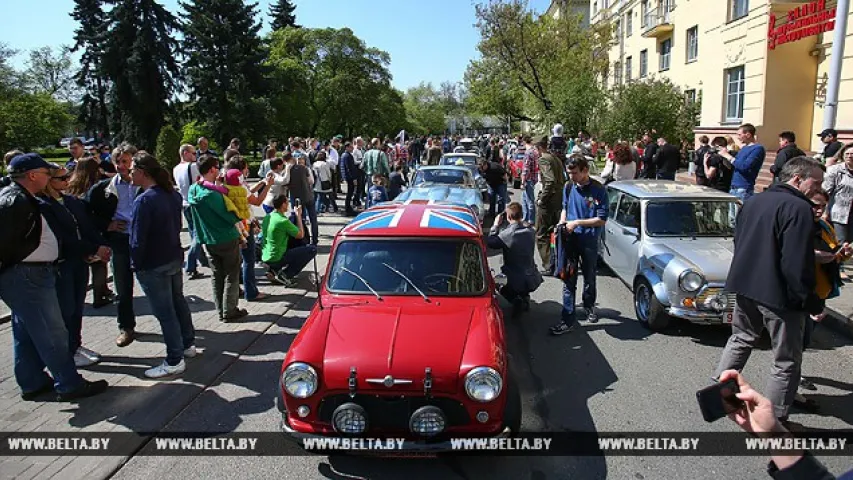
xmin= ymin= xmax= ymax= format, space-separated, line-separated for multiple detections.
xmin=581 ymin=0 xmax=851 ymax=187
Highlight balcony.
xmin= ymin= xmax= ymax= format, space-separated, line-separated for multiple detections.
xmin=642 ymin=9 xmax=674 ymax=38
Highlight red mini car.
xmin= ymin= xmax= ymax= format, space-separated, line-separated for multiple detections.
xmin=278 ymin=202 xmax=520 ymax=449
xmin=508 ymin=145 xmax=526 ymax=189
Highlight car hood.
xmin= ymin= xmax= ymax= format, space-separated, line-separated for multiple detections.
xmin=397 ymin=186 xmax=480 ymax=206
xmin=322 ymin=304 xmax=475 ymax=393
xmin=646 ymin=237 xmax=733 ymax=282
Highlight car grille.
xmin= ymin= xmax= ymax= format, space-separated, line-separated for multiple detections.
xmin=695 ymin=287 xmax=737 ymax=312
xmin=317 ymin=394 xmax=470 ymax=430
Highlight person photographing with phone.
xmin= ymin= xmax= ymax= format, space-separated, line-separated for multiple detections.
xmin=487 ymin=202 xmax=543 ymax=316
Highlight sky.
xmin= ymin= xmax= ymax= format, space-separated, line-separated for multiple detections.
xmin=1 ymin=0 xmax=552 ymax=92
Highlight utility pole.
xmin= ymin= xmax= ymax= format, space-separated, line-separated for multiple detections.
xmin=823 ymin=0 xmax=850 ymax=129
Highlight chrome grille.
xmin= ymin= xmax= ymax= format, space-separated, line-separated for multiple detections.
xmin=695 ymin=287 xmax=737 ymax=312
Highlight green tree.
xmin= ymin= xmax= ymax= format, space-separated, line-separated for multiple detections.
xmin=269 ymin=0 xmax=299 ymax=30
xmin=155 ymin=124 xmax=182 ymax=172
xmin=598 ymin=78 xmax=700 ymax=147
xmin=0 ymin=43 xmax=24 ymax=100
xmin=102 ymin=0 xmax=181 ymax=149
xmin=181 ymin=120 xmax=220 ymax=150
xmin=181 ymin=0 xmax=269 ymax=149
xmin=71 ymin=0 xmax=110 ymax=138
xmin=464 ymin=57 xmax=530 ymax=123
xmin=0 ymin=92 xmax=73 ymax=151
xmin=21 ymin=46 xmax=79 ymax=103
xmin=403 ymin=82 xmax=447 ymax=134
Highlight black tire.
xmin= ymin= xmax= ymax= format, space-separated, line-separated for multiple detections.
xmin=513 ymin=179 xmax=521 ymax=189
xmin=634 ymin=278 xmax=670 ymax=331
xmin=502 ymin=377 xmax=522 ymax=435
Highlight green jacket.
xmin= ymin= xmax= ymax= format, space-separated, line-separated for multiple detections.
xmin=261 ymin=211 xmax=299 ymax=263
xmin=364 ymin=149 xmax=390 ymax=178
xmin=188 ymin=184 xmax=241 ymax=245
xmin=537 ymin=152 xmax=566 ymax=209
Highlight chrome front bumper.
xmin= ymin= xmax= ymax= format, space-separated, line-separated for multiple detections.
xmin=280 ymin=415 xmax=512 ymax=453
xmin=667 ymin=307 xmax=732 ymax=325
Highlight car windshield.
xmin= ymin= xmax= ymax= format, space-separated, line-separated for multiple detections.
xmin=645 ymin=201 xmax=737 ymax=237
xmin=413 ymin=169 xmax=471 ymax=186
xmin=440 ymin=157 xmax=478 ymax=175
xmin=327 ymin=239 xmax=486 ymax=296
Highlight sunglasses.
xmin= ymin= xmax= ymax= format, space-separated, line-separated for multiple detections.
xmin=51 ymin=174 xmax=71 ymax=181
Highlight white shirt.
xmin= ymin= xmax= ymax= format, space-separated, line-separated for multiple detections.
xmin=353 ymin=148 xmax=365 ymax=167
xmin=313 ymin=160 xmax=332 ymax=192
xmin=23 ymin=216 xmax=59 ymax=263
xmin=263 ymin=166 xmax=292 ymax=207
xmin=173 ymin=162 xmax=201 ymax=207
xmin=327 ymin=147 xmax=339 ymax=169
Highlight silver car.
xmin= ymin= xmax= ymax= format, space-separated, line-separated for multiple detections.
xmin=600 ymin=181 xmax=740 ymax=331
xmin=394 ymin=165 xmax=486 ymax=222
xmin=439 ymin=152 xmax=489 ymax=195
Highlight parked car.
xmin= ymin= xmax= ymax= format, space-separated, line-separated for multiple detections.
xmin=278 ymin=202 xmax=520 ymax=450
xmin=395 ymin=165 xmax=486 ymax=223
xmin=600 ymin=180 xmax=740 ymax=331
xmin=439 ymin=153 xmax=489 ymax=194
xmin=507 ymin=145 xmax=526 ymax=189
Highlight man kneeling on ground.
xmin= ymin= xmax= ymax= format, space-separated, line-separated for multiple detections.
xmin=261 ymin=195 xmax=317 ymax=287
xmin=487 ymin=202 xmax=543 ymax=316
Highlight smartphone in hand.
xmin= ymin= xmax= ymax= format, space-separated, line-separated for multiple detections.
xmin=697 ymin=379 xmax=742 ymax=422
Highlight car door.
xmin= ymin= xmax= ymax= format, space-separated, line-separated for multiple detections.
xmin=608 ymin=194 xmax=642 ymax=282
xmin=601 ymin=187 xmax=622 ymax=270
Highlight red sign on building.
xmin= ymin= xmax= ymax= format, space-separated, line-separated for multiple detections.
xmin=768 ymin=0 xmax=836 ymax=50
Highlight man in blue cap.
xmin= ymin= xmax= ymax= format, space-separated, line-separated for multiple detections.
xmin=0 ymin=153 xmax=109 ymax=401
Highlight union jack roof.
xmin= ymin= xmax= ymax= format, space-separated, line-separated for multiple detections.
xmin=339 ymin=201 xmax=482 ymax=238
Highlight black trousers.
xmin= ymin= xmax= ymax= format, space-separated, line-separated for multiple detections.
xmin=345 ymin=179 xmax=357 ymax=213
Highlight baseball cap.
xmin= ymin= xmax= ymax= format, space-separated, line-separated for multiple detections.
xmin=8 ymin=153 xmax=56 ymax=174
xmin=334 ymin=135 xmax=343 ymax=141
xmin=818 ymin=128 xmax=838 ymax=138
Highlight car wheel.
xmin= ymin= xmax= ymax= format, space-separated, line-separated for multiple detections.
xmin=513 ymin=180 xmax=521 ymax=189
xmin=634 ymin=279 xmax=670 ymax=331
xmin=502 ymin=377 xmax=522 ymax=435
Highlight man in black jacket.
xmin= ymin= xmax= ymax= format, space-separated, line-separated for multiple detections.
xmin=0 ymin=154 xmax=108 ymax=401
xmin=770 ymin=131 xmax=806 ymax=184
xmin=715 ymin=156 xmax=825 ymax=424
xmin=693 ymin=136 xmax=712 ymax=186
xmin=639 ymin=134 xmax=658 ymax=179
xmin=653 ymin=137 xmax=681 ymax=180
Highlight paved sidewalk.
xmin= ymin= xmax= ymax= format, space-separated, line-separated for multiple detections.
xmin=0 ymin=208 xmax=344 ymax=480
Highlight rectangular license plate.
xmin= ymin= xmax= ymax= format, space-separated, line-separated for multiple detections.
xmin=724 ymin=312 xmax=734 ymax=324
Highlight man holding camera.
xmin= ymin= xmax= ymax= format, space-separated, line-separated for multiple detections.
xmin=487 ymin=202 xmax=543 ymax=316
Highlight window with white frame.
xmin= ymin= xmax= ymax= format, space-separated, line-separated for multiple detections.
xmin=686 ymin=26 xmax=698 ymax=62
xmin=626 ymin=10 xmax=633 ymax=36
xmin=730 ymin=0 xmax=748 ymax=21
xmin=616 ymin=19 xmax=622 ymax=39
xmin=685 ymin=89 xmax=697 ymax=104
xmin=614 ymin=61 xmax=622 ymax=85
xmin=640 ymin=49 xmax=648 ymax=77
xmin=725 ymin=66 xmax=745 ymax=122
xmin=659 ymin=39 xmax=672 ymax=71
xmin=641 ymin=0 xmax=649 ymax=27
xmin=625 ymin=56 xmax=633 ymax=81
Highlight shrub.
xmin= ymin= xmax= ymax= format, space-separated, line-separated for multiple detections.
xmin=155 ymin=125 xmax=182 ymax=173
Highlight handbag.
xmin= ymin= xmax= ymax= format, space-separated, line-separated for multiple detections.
xmin=320 ymin=179 xmax=332 ymax=191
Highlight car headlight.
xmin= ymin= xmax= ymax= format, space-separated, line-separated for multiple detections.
xmin=679 ymin=271 xmax=705 ymax=293
xmin=465 ymin=367 xmax=502 ymax=402
xmin=282 ymin=362 xmax=318 ymax=398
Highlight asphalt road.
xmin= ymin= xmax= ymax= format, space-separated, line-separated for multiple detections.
xmin=113 ymin=188 xmax=853 ymax=480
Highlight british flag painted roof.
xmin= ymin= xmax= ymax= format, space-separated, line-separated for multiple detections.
xmin=339 ymin=201 xmax=482 ymax=238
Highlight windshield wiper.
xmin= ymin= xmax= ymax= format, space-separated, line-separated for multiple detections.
xmin=340 ymin=266 xmax=382 ymax=301
xmin=382 ymin=262 xmax=430 ymax=303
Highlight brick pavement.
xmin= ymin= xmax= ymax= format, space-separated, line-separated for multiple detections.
xmin=0 ymin=207 xmax=347 ymax=480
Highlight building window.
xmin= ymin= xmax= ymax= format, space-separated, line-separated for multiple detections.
xmin=686 ymin=26 xmax=698 ymax=62
xmin=659 ymin=39 xmax=672 ymax=71
xmin=626 ymin=10 xmax=633 ymax=36
xmin=594 ymin=1 xmax=598 ymax=15
xmin=640 ymin=49 xmax=648 ymax=78
xmin=625 ymin=56 xmax=633 ymax=81
xmin=614 ymin=62 xmax=622 ymax=85
xmin=725 ymin=66 xmax=745 ymax=122
xmin=616 ymin=20 xmax=622 ymax=39
xmin=641 ymin=0 xmax=649 ymax=28
xmin=730 ymin=0 xmax=748 ymax=21
xmin=685 ymin=89 xmax=697 ymax=104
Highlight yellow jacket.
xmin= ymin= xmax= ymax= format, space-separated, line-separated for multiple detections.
xmin=225 ymin=185 xmax=251 ymax=220
xmin=815 ymin=220 xmax=851 ymax=299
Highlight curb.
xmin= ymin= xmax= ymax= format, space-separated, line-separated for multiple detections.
xmin=824 ymin=307 xmax=853 ymax=340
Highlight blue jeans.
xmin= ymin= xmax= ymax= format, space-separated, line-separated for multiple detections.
xmin=488 ymin=183 xmax=508 ymax=216
xmin=109 ymin=234 xmax=136 ymax=332
xmin=656 ymin=172 xmax=676 ymax=180
xmin=241 ymin=237 xmax=259 ymax=300
xmin=56 ymin=259 xmax=88 ymax=353
xmin=561 ymin=241 xmax=600 ymax=326
xmin=315 ymin=192 xmax=336 ymax=213
xmin=136 ymin=260 xmax=195 ymax=365
xmin=183 ymin=207 xmax=209 ymax=273
xmin=522 ymin=180 xmax=536 ymax=223
xmin=293 ymin=199 xmax=319 ymax=245
xmin=729 ymin=187 xmax=753 ymax=203
xmin=0 ymin=264 xmax=83 ymax=394
xmin=267 ymin=245 xmax=318 ymax=279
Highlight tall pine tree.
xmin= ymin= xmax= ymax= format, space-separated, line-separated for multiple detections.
xmin=70 ymin=0 xmax=110 ymax=139
xmin=181 ymin=0 xmax=269 ymax=147
xmin=102 ymin=0 xmax=181 ymax=149
xmin=269 ymin=0 xmax=299 ymax=30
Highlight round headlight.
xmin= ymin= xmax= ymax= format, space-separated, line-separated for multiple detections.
xmin=465 ymin=367 xmax=503 ymax=402
xmin=410 ymin=406 xmax=446 ymax=436
xmin=679 ymin=271 xmax=705 ymax=293
xmin=332 ymin=403 xmax=368 ymax=434
xmin=282 ymin=362 xmax=318 ymax=399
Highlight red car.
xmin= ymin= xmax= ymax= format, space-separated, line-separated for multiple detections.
xmin=508 ymin=144 xmax=526 ymax=189
xmin=278 ymin=202 xmax=520 ymax=449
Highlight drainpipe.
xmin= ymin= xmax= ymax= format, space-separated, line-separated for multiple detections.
xmin=823 ymin=0 xmax=850 ymax=129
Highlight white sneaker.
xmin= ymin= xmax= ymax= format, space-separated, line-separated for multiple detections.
xmin=183 ymin=345 xmax=200 ymax=358
xmin=144 ymin=360 xmax=186 ymax=379
xmin=77 ymin=346 xmax=101 ymax=362
xmin=74 ymin=351 xmax=97 ymax=367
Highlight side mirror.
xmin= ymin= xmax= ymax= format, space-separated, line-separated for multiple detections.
xmin=494 ymin=273 xmax=508 ymax=288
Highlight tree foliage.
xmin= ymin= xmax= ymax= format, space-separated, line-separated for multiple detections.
xmin=598 ymin=78 xmax=700 ymax=147
xmin=70 ymin=0 xmax=110 ymax=138
xmin=403 ymin=82 xmax=448 ymax=134
xmin=464 ymin=57 xmax=528 ymax=123
xmin=0 ymin=92 xmax=73 ymax=151
xmin=155 ymin=124 xmax=182 ymax=172
xmin=181 ymin=0 xmax=269 ymax=148
xmin=21 ymin=46 xmax=80 ymax=103
xmin=269 ymin=0 xmax=299 ymax=30
xmin=102 ymin=0 xmax=181 ymax=149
